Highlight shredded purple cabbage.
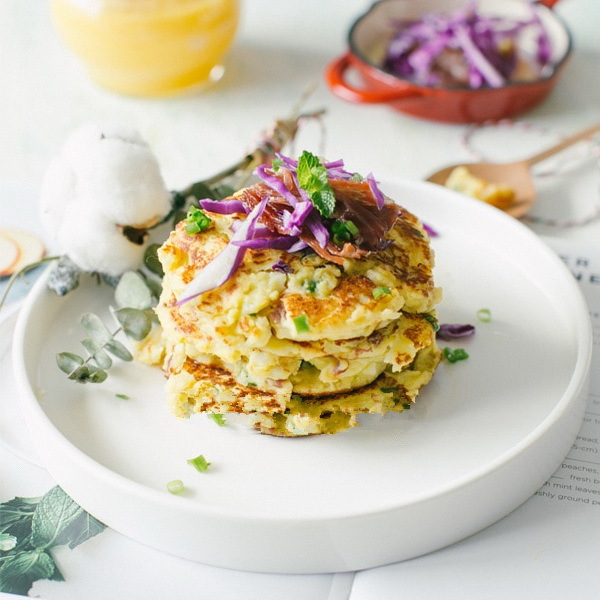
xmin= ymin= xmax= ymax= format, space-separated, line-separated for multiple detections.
xmin=422 ymin=222 xmax=439 ymax=238
xmin=367 ymin=173 xmax=385 ymax=210
xmin=272 ymin=259 xmax=294 ymax=273
xmin=437 ymin=323 xmax=476 ymax=340
xmin=255 ymin=164 xmax=299 ymax=206
xmin=177 ymin=153 xmax=400 ymax=302
xmin=384 ymin=2 xmax=553 ymax=89
xmin=199 ymin=198 xmax=247 ymax=214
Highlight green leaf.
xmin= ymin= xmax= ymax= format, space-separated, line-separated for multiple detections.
xmin=104 ymin=339 xmax=133 ymax=362
xmin=0 ymin=533 xmax=17 ymax=551
xmin=144 ymin=244 xmax=164 ymax=277
xmin=57 ymin=510 xmax=106 ymax=549
xmin=212 ymin=184 xmax=235 ymax=200
xmin=0 ymin=550 xmax=56 ymax=595
xmin=81 ymin=313 xmax=112 ymax=344
xmin=189 ymin=181 xmax=216 ymax=200
xmin=114 ymin=308 xmax=152 ymax=341
xmin=0 ymin=496 xmax=40 ymax=552
xmin=30 ymin=486 xmax=83 ymax=549
xmin=81 ymin=338 xmax=113 ymax=370
xmin=296 ymin=150 xmax=336 ymax=218
xmin=115 ymin=271 xmax=154 ymax=310
xmin=56 ymin=352 xmax=84 ymax=375
xmin=68 ymin=365 xmax=108 ymax=384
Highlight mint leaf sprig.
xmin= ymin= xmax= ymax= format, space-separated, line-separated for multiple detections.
xmin=296 ymin=150 xmax=336 ymax=218
xmin=0 ymin=486 xmax=106 ymax=596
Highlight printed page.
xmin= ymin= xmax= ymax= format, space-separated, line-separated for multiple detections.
xmin=348 ymin=238 xmax=600 ymax=600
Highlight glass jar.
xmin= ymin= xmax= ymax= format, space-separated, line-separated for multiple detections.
xmin=50 ymin=0 xmax=240 ymax=96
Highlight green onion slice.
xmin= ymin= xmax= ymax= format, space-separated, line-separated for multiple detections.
xmin=167 ymin=480 xmax=185 ymax=494
xmin=187 ymin=454 xmax=211 ymax=472
xmin=208 ymin=413 xmax=226 ymax=426
xmin=185 ymin=206 xmax=212 ymax=235
xmin=443 ymin=347 xmax=470 ymax=363
xmin=293 ymin=314 xmax=310 ymax=333
xmin=372 ymin=286 xmax=392 ymax=299
xmin=477 ymin=308 xmax=492 ymax=322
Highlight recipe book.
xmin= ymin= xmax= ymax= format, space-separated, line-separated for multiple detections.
xmin=345 ymin=237 xmax=600 ymax=600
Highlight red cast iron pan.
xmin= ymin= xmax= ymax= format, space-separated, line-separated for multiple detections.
xmin=325 ymin=0 xmax=572 ymax=123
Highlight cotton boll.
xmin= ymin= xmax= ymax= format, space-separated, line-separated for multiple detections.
xmin=72 ymin=135 xmax=172 ymax=226
xmin=60 ymin=121 xmax=172 ymax=226
xmin=61 ymin=121 xmax=146 ymax=160
xmin=56 ymin=206 xmax=147 ymax=277
xmin=38 ymin=121 xmax=173 ymax=276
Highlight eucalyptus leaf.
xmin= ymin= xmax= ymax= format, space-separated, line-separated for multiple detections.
xmin=30 ymin=486 xmax=83 ymax=550
xmin=144 ymin=244 xmax=164 ymax=277
xmin=80 ymin=313 xmax=112 ymax=344
xmin=142 ymin=272 xmax=163 ymax=299
xmin=189 ymin=181 xmax=216 ymax=200
xmin=212 ymin=183 xmax=235 ymax=200
xmin=104 ymin=339 xmax=133 ymax=362
xmin=56 ymin=352 xmax=84 ymax=375
xmin=114 ymin=308 xmax=152 ymax=341
xmin=68 ymin=365 xmax=108 ymax=384
xmin=115 ymin=271 xmax=153 ymax=310
xmin=81 ymin=338 xmax=112 ymax=370
xmin=0 ymin=550 xmax=56 ymax=595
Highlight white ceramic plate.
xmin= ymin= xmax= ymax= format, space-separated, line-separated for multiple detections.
xmin=12 ymin=179 xmax=592 ymax=574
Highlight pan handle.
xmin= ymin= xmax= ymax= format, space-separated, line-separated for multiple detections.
xmin=536 ymin=0 xmax=561 ymax=8
xmin=324 ymin=52 xmax=426 ymax=104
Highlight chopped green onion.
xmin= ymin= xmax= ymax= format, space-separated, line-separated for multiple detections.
xmin=477 ymin=308 xmax=492 ymax=322
xmin=380 ymin=387 xmax=396 ymax=394
xmin=208 ymin=413 xmax=226 ymax=426
xmin=305 ymin=280 xmax=317 ymax=293
xmin=187 ymin=454 xmax=211 ymax=472
xmin=167 ymin=480 xmax=185 ymax=495
xmin=293 ymin=314 xmax=310 ymax=333
xmin=271 ymin=158 xmax=284 ymax=171
xmin=422 ymin=313 xmax=440 ymax=332
xmin=115 ymin=393 xmax=130 ymax=400
xmin=372 ymin=286 xmax=392 ymax=299
xmin=330 ymin=219 xmax=359 ymax=247
xmin=443 ymin=347 xmax=470 ymax=363
xmin=185 ymin=206 xmax=212 ymax=235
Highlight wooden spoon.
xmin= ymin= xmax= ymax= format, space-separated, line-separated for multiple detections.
xmin=426 ymin=122 xmax=600 ymax=217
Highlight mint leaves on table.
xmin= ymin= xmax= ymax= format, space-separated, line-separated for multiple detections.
xmin=0 ymin=485 xmax=106 ymax=595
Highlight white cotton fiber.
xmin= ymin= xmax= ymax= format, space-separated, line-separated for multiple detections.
xmin=39 ymin=121 xmax=172 ymax=275
xmin=57 ymin=206 xmax=146 ymax=277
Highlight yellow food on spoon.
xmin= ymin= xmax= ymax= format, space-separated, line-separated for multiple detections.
xmin=445 ymin=166 xmax=515 ymax=210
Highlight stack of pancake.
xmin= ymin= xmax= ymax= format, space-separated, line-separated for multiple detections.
xmin=154 ymin=177 xmax=441 ymax=436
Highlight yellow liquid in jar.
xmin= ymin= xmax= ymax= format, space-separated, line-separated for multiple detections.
xmin=51 ymin=0 xmax=239 ymax=96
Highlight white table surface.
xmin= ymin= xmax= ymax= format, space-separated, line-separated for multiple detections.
xmin=1 ymin=1 xmax=600 ymax=598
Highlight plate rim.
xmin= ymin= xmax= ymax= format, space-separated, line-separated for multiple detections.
xmin=10 ymin=178 xmax=593 ymax=571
